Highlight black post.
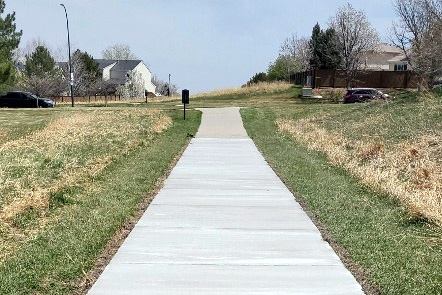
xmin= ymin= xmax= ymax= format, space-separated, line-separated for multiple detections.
xmin=60 ymin=4 xmax=74 ymax=107
xmin=182 ymin=89 xmax=189 ymax=120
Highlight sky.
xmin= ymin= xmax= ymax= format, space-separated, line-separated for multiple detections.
xmin=8 ymin=0 xmax=397 ymax=92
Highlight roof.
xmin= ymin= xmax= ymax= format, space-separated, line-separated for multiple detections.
xmin=112 ymin=60 xmax=142 ymax=71
xmin=95 ymin=59 xmax=117 ymax=69
xmin=16 ymin=62 xmax=26 ymax=72
xmin=388 ymin=54 xmax=409 ymax=62
xmin=374 ymin=43 xmax=403 ymax=54
xmin=56 ymin=61 xmax=68 ymax=68
xmin=55 ymin=59 xmax=147 ymax=72
xmin=95 ymin=59 xmax=141 ymax=71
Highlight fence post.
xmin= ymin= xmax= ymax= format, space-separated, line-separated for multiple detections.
xmin=404 ymin=71 xmax=409 ymax=89
xmin=313 ymin=69 xmax=317 ymax=88
xmin=379 ymin=71 xmax=383 ymax=88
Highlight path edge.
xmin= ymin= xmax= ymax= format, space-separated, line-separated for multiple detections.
xmin=75 ymin=136 xmax=196 ymax=295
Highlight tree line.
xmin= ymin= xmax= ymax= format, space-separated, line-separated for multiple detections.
xmin=247 ymin=0 xmax=442 ymax=89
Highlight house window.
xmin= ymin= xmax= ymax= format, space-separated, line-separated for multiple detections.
xmin=394 ymin=64 xmax=408 ymax=71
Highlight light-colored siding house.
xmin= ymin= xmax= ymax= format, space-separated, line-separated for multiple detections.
xmin=95 ymin=59 xmax=156 ymax=95
xmin=364 ymin=43 xmax=411 ymax=71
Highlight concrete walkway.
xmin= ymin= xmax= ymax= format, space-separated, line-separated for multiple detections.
xmin=88 ymin=107 xmax=364 ymax=295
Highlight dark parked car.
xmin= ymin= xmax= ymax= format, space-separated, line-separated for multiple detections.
xmin=0 ymin=91 xmax=54 ymax=108
xmin=343 ymin=88 xmax=391 ymax=103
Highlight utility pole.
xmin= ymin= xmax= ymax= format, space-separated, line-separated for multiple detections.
xmin=168 ymin=74 xmax=171 ymax=97
xmin=60 ymin=3 xmax=74 ymax=107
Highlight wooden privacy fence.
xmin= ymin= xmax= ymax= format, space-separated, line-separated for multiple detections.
xmin=52 ymin=94 xmax=122 ymax=103
xmin=290 ymin=69 xmax=418 ymax=89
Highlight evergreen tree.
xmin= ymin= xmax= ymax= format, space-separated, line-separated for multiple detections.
xmin=25 ymin=46 xmax=56 ymax=77
xmin=309 ymin=23 xmax=324 ymax=69
xmin=309 ymin=23 xmax=342 ymax=69
xmin=0 ymin=0 xmax=22 ymax=92
xmin=323 ymin=28 xmax=342 ymax=69
xmin=22 ymin=46 xmax=64 ymax=97
xmin=79 ymin=51 xmax=100 ymax=79
xmin=246 ymin=72 xmax=268 ymax=85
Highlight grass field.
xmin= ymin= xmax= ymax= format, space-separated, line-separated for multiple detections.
xmin=1 ymin=84 xmax=441 ymax=295
xmin=0 ymin=107 xmax=200 ymax=295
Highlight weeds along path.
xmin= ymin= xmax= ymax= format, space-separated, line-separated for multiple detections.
xmin=0 ymin=109 xmax=172 ymax=262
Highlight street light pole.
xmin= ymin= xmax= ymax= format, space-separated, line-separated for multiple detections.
xmin=60 ymin=3 xmax=74 ymax=107
xmin=168 ymin=74 xmax=171 ymax=97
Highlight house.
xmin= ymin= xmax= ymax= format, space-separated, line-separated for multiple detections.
xmin=387 ymin=54 xmax=409 ymax=71
xmin=364 ymin=43 xmax=411 ymax=71
xmin=95 ymin=59 xmax=156 ymax=95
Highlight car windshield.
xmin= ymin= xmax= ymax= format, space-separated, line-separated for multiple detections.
xmin=30 ymin=94 xmax=38 ymax=99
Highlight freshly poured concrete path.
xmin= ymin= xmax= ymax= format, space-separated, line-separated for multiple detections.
xmin=88 ymin=107 xmax=364 ymax=295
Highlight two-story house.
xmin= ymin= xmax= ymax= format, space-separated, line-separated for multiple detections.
xmin=95 ymin=59 xmax=156 ymax=95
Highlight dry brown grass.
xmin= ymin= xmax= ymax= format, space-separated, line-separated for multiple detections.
xmin=0 ymin=109 xmax=172 ymax=261
xmin=55 ymin=98 xmax=149 ymax=106
xmin=147 ymin=96 xmax=181 ymax=103
xmin=0 ymin=128 xmax=7 ymax=143
xmin=277 ymin=117 xmax=442 ymax=225
xmin=192 ymin=82 xmax=292 ymax=98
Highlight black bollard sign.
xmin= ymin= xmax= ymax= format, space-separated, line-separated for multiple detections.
xmin=182 ymin=89 xmax=189 ymax=120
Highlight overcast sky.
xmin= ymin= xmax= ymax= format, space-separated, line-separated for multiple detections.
xmin=8 ymin=0 xmax=397 ymax=92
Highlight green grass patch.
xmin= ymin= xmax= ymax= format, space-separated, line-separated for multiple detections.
xmin=241 ymin=105 xmax=442 ymax=295
xmin=0 ymin=109 xmax=59 ymax=144
xmin=0 ymin=108 xmax=200 ymax=295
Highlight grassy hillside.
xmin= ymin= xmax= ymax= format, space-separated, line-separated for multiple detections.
xmin=0 ymin=107 xmax=200 ymax=295
xmin=237 ymin=88 xmax=442 ymax=295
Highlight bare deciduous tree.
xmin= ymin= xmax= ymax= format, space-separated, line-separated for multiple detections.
xmin=89 ymin=79 xmax=116 ymax=95
xmin=280 ymin=34 xmax=311 ymax=76
xmin=329 ymin=3 xmax=379 ymax=87
xmin=280 ymin=34 xmax=311 ymax=73
xmin=102 ymin=44 xmax=138 ymax=60
xmin=59 ymin=50 xmax=102 ymax=95
xmin=152 ymin=75 xmax=178 ymax=96
xmin=117 ymin=70 xmax=145 ymax=98
xmin=392 ymin=0 xmax=442 ymax=87
xmin=19 ymin=74 xmax=65 ymax=97
xmin=60 ymin=51 xmax=87 ymax=95
xmin=14 ymin=37 xmax=49 ymax=63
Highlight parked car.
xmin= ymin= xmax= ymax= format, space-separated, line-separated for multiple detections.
xmin=343 ymin=88 xmax=391 ymax=103
xmin=0 ymin=91 xmax=54 ymax=108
